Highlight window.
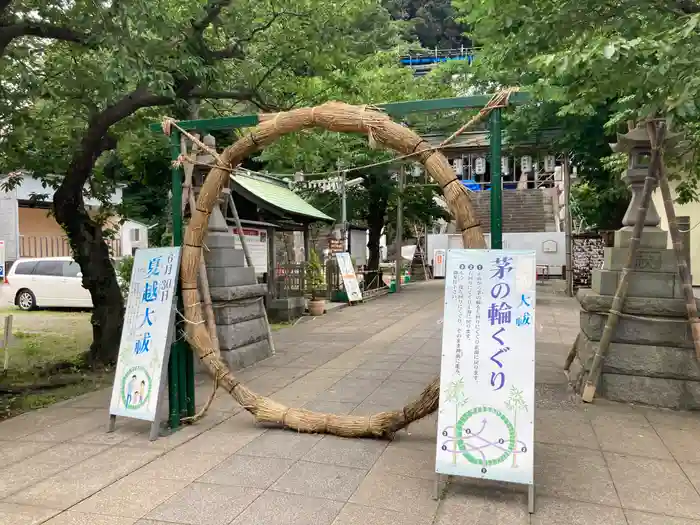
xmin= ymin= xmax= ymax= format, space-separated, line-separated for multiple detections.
xmin=130 ymin=228 xmax=140 ymax=242
xmin=13 ymin=261 xmax=37 ymax=275
xmin=62 ymin=261 xmax=81 ymax=278
xmin=34 ymin=260 xmax=65 ymax=276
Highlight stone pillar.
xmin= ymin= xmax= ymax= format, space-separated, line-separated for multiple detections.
xmin=570 ymin=125 xmax=700 ymax=409
xmin=192 ymin=135 xmax=272 ymax=371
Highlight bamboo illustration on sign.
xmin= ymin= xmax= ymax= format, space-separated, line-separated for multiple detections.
xmin=504 ymin=386 xmax=528 ymax=467
xmin=444 ymin=377 xmax=469 ymax=465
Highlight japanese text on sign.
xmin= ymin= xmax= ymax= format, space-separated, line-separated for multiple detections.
xmin=436 ymin=249 xmax=536 ymax=487
xmin=109 ymin=247 xmax=181 ymax=423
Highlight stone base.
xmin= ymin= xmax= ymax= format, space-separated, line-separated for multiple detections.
xmin=267 ymin=297 xmax=306 ymax=323
xmin=221 ymin=339 xmax=272 ymax=371
xmin=614 ymin=227 xmax=668 ymax=249
xmin=577 ymin=288 xmax=700 ymax=319
xmin=592 ymin=268 xmax=684 ymax=299
xmin=603 ymin=247 xmax=678 ymax=273
xmin=571 ymin=332 xmax=700 ymax=410
xmin=580 ymin=310 xmax=693 ymax=349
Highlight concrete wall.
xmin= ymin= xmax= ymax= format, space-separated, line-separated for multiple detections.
xmin=0 ymin=191 xmax=19 ymax=262
xmin=120 ymin=220 xmax=149 ymax=256
xmin=19 ymin=207 xmax=64 ymax=237
xmin=652 ymin=184 xmax=699 ymax=285
xmin=427 ymin=231 xmax=566 ymax=276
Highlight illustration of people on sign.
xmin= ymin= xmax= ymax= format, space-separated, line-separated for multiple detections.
xmin=125 ymin=374 xmax=137 ymax=408
xmin=121 ymin=367 xmax=152 ymax=410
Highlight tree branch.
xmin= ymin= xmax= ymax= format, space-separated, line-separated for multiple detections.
xmin=674 ymin=0 xmax=700 ymax=13
xmin=0 ymin=21 xmax=91 ymax=56
xmin=208 ymin=10 xmax=303 ymax=60
xmin=191 ymin=0 xmax=234 ymax=34
xmin=0 ymin=0 xmax=13 ymax=17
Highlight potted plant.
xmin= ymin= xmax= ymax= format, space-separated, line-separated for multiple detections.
xmin=306 ymin=249 xmax=326 ymax=316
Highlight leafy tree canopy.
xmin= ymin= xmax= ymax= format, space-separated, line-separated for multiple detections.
xmin=455 ymin=0 xmax=700 ymax=203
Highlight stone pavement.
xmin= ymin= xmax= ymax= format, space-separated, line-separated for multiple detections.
xmin=2 ymin=281 xmax=700 ymax=524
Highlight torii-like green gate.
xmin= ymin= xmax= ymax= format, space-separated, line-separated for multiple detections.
xmin=151 ymin=91 xmax=531 ymax=430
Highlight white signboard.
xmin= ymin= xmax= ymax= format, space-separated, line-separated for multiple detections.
xmin=335 ymin=252 xmax=362 ymax=303
xmin=436 ymin=249 xmax=536 ymax=487
xmin=109 ymin=247 xmax=181 ymax=424
xmin=0 ymin=240 xmax=5 ymax=282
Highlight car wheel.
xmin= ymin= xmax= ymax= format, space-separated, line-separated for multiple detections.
xmin=16 ymin=289 xmax=36 ymax=311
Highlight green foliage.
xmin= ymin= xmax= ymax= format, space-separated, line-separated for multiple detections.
xmin=115 ymin=256 xmax=134 ymax=299
xmin=305 ymin=249 xmax=325 ymax=299
xmin=454 ymin=0 xmax=700 ymax=204
xmin=382 ymin=0 xmax=471 ymax=49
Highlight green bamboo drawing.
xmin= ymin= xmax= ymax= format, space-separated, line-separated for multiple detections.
xmin=444 ymin=376 xmax=468 ymax=465
xmin=505 ymin=386 xmax=528 ymax=468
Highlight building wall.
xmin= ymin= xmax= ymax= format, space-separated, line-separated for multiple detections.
xmin=651 ymin=185 xmax=700 ymax=285
xmin=120 ymin=220 xmax=149 ymax=256
xmin=18 ymin=207 xmax=65 ymax=237
xmin=0 ymin=191 xmax=19 ymax=262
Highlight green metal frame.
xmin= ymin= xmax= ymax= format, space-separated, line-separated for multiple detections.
xmin=153 ymin=92 xmax=530 ymax=428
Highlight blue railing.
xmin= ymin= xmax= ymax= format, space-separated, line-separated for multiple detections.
xmin=399 ymin=48 xmax=477 ymax=67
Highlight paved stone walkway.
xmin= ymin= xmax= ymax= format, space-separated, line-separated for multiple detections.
xmin=1 ymin=281 xmax=700 ymax=524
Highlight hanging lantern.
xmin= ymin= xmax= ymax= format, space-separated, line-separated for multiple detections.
xmin=501 ymin=157 xmax=510 ymax=175
xmin=544 ymin=155 xmax=556 ymax=173
xmin=521 ymin=156 xmax=533 ymax=172
xmin=475 ymin=156 xmax=486 ymax=175
xmin=412 ymin=164 xmax=423 ymax=178
xmin=454 ymin=158 xmax=464 ymax=176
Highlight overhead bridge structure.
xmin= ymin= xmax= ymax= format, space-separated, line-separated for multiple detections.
xmin=399 ymin=48 xmax=476 ymax=76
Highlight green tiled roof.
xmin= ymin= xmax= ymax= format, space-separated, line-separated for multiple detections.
xmin=231 ymin=172 xmax=334 ymax=223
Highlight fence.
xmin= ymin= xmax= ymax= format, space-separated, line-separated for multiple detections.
xmin=572 ymin=233 xmax=606 ymax=290
xmin=273 ymin=263 xmax=306 ymax=299
xmin=19 ymin=236 xmax=122 ymax=258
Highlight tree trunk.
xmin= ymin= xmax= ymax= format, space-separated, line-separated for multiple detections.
xmin=54 ymin=194 xmax=124 ymax=364
xmin=365 ymin=182 xmax=387 ymax=290
xmin=52 ymin=87 xmax=170 ymax=364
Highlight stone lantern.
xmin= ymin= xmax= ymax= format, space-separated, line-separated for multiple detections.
xmin=568 ymin=124 xmax=700 ymax=410
xmin=609 ymin=125 xmax=679 ymax=248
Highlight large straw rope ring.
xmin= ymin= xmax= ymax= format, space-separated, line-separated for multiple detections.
xmin=179 ymin=101 xmax=486 ymax=438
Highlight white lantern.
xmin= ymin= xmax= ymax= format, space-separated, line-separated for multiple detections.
xmin=544 ymin=155 xmax=556 ymax=173
xmin=412 ymin=164 xmax=423 ymax=178
xmin=501 ymin=157 xmax=510 ymax=175
xmin=454 ymin=158 xmax=464 ymax=176
xmin=475 ymin=156 xmax=486 ymax=175
xmin=521 ymin=156 xmax=533 ymax=172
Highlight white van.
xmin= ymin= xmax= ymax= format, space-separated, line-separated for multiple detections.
xmin=6 ymin=257 xmax=93 ymax=310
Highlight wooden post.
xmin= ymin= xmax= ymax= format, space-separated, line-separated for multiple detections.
xmin=1 ymin=315 xmax=12 ymax=372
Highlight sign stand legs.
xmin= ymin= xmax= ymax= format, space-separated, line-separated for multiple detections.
xmin=433 ymin=474 xmax=449 ymax=501
xmin=528 ymin=484 xmax=536 ymax=514
xmin=107 ymin=287 xmax=179 ymax=442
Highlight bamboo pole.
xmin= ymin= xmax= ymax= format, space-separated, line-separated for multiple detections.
xmin=581 ymin=122 xmax=667 ymax=403
xmin=651 ymin=121 xmax=700 ymax=359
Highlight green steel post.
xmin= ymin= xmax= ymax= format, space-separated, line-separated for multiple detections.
xmin=169 ymin=133 xmax=196 ymax=419
xmin=168 ymin=133 xmax=182 ymax=429
xmin=489 ymin=109 xmax=503 ymax=249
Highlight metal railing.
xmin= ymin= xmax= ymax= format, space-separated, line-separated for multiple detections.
xmin=19 ymin=235 xmax=122 ymax=258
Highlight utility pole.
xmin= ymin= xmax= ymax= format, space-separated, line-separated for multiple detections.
xmin=489 ymin=109 xmax=503 ymax=249
xmin=564 ymin=156 xmax=574 ymax=297
xmin=339 ymin=164 xmax=348 ymax=252
xmin=395 ymin=165 xmax=405 ymax=292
